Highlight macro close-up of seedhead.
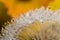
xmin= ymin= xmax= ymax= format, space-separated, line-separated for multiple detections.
xmin=0 ymin=6 xmax=60 ymax=40
xmin=0 ymin=0 xmax=60 ymax=40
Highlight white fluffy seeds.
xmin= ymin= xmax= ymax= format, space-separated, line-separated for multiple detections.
xmin=1 ymin=7 xmax=60 ymax=40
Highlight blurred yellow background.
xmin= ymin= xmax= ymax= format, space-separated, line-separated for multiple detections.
xmin=0 ymin=0 xmax=60 ymax=18
xmin=49 ymin=0 xmax=60 ymax=10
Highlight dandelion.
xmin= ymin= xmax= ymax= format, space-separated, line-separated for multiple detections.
xmin=1 ymin=7 xmax=60 ymax=40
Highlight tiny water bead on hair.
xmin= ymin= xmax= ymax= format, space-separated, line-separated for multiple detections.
xmin=0 ymin=7 xmax=60 ymax=40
